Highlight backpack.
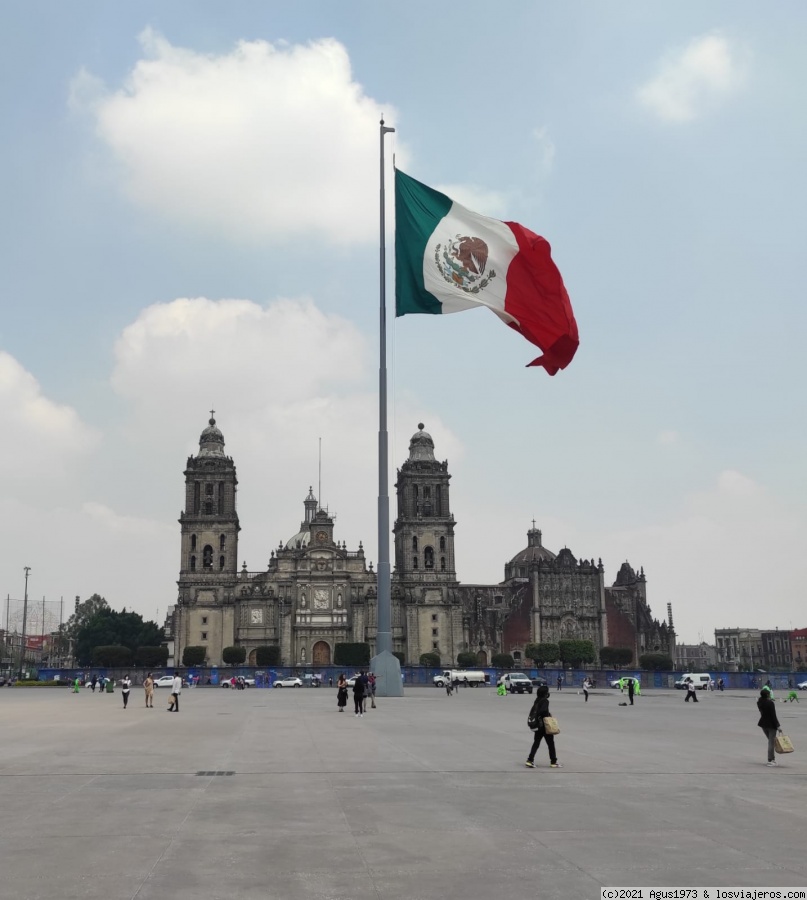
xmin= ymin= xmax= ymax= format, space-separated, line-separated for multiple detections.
xmin=527 ymin=704 xmax=542 ymax=731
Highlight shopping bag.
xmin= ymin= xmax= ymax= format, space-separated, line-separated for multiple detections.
xmin=543 ymin=716 xmax=560 ymax=735
xmin=775 ymin=734 xmax=794 ymax=754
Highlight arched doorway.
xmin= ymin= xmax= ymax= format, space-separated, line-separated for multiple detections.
xmin=476 ymin=650 xmax=488 ymax=666
xmin=248 ymin=649 xmax=257 ymax=665
xmin=312 ymin=641 xmax=331 ymax=666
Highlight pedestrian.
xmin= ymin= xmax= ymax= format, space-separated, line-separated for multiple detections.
xmin=757 ymin=687 xmax=783 ymax=766
xmin=329 ymin=676 xmax=333 ymax=688
xmin=353 ymin=671 xmax=365 ymax=717
xmin=627 ymin=678 xmax=636 ymax=706
xmin=360 ymin=672 xmax=370 ymax=712
xmin=453 ymin=676 xmax=460 ymax=693
xmin=557 ymin=675 xmax=563 ymax=691
xmin=73 ymin=677 xmax=80 ymax=694
xmin=98 ymin=676 xmax=105 ymax=695
xmin=91 ymin=674 xmax=97 ymax=693
xmin=525 ymin=686 xmax=562 ymax=769
xmin=582 ymin=678 xmax=590 ymax=702
xmin=143 ymin=672 xmax=154 ymax=708
xmin=684 ymin=677 xmax=699 ymax=703
xmin=369 ymin=672 xmax=377 ymax=709
xmin=337 ymin=673 xmax=348 ymax=712
xmin=788 ymin=678 xmax=793 ymax=690
xmin=168 ymin=671 xmax=181 ymax=712
xmin=445 ymin=677 xmax=453 ymax=697
xmin=121 ymin=674 xmax=131 ymax=709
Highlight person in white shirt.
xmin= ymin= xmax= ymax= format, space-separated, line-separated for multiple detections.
xmin=168 ymin=672 xmax=182 ymax=712
xmin=120 ymin=674 xmax=132 ymax=709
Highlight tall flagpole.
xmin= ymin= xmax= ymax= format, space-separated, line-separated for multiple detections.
xmin=377 ymin=118 xmax=395 ymax=657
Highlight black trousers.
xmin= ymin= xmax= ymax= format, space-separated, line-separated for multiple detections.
xmin=122 ymin=691 xmax=129 ymax=708
xmin=628 ymin=690 xmax=634 ymax=705
xmin=170 ymin=692 xmax=180 ymax=711
xmin=354 ymin=694 xmax=363 ymax=714
xmin=685 ymin=691 xmax=698 ymax=702
xmin=528 ymin=731 xmax=557 ymax=764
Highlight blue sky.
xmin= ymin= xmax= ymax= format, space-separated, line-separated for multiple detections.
xmin=1 ymin=2 xmax=805 ymax=643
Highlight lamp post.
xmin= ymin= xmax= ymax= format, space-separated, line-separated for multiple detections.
xmin=18 ymin=567 xmax=30 ymax=680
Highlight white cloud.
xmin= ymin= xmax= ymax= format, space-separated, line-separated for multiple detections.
xmin=532 ymin=126 xmax=555 ymax=179
xmin=433 ymin=183 xmax=510 ymax=219
xmin=0 ymin=351 xmax=98 ymax=476
xmin=657 ymin=429 xmax=679 ymax=445
xmin=637 ymin=33 xmax=744 ymax=123
xmin=72 ymin=30 xmax=403 ymax=245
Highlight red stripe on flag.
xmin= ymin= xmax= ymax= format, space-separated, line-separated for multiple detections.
xmin=503 ymin=222 xmax=579 ymax=375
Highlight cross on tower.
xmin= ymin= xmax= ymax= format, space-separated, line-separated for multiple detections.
xmin=531 ymin=518 xmax=536 ymax=530
xmin=210 ymin=408 xmax=215 ymax=419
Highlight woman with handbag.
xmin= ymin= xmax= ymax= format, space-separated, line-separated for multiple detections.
xmin=525 ymin=685 xmax=563 ymax=769
xmin=336 ymin=674 xmax=348 ymax=712
xmin=757 ymin=687 xmax=782 ymax=767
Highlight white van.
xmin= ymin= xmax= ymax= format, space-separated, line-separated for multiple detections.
xmin=433 ymin=670 xmax=487 ymax=687
xmin=676 ymin=673 xmax=713 ymax=690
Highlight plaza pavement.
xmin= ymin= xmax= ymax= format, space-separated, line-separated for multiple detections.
xmin=0 ymin=684 xmax=805 ymax=899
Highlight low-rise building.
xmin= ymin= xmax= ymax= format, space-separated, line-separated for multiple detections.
xmin=790 ymin=628 xmax=807 ymax=670
xmin=675 ymin=642 xmax=717 ymax=671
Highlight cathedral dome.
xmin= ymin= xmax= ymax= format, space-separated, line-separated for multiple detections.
xmin=198 ymin=415 xmax=226 ymax=458
xmin=408 ymin=423 xmax=436 ymax=462
xmin=285 ymin=529 xmax=311 ymax=550
xmin=508 ymin=525 xmax=556 ymax=568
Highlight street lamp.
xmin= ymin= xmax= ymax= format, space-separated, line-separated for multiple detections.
xmin=18 ymin=567 xmax=30 ymax=680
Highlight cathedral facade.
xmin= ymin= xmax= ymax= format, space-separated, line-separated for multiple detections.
xmin=171 ymin=417 xmax=674 ymax=668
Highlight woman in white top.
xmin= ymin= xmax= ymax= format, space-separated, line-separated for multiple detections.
xmin=121 ymin=674 xmax=132 ymax=709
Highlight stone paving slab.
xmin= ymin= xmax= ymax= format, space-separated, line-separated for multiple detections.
xmin=0 ymin=685 xmax=805 ymax=899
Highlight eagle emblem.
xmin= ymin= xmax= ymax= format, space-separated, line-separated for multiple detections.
xmin=435 ymin=234 xmax=496 ymax=294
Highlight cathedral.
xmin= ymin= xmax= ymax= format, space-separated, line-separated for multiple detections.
xmin=171 ymin=416 xmax=674 ymax=668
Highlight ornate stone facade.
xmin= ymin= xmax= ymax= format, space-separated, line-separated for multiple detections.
xmin=172 ymin=418 xmax=674 ymax=667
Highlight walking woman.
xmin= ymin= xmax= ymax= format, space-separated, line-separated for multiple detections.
xmin=336 ymin=673 xmax=348 ymax=712
xmin=757 ymin=688 xmax=782 ymax=767
xmin=121 ymin=674 xmax=132 ymax=709
xmin=525 ymin=685 xmax=563 ymax=768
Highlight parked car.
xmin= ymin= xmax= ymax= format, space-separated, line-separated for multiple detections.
xmin=497 ymin=673 xmax=534 ymax=694
xmin=220 ymin=676 xmax=256 ymax=688
xmin=346 ymin=674 xmax=361 ymax=687
xmin=273 ymin=676 xmax=303 ymax=688
xmin=797 ymin=681 xmax=807 ymax=691
xmin=154 ymin=675 xmax=175 ymax=688
xmin=530 ymin=676 xmax=549 ymax=687
xmin=302 ymin=674 xmax=322 ymax=687
xmin=610 ymin=676 xmax=641 ymax=689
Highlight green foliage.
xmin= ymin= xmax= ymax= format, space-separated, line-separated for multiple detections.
xmin=92 ymin=645 xmax=133 ymax=667
xmin=525 ymin=642 xmax=560 ymax=666
xmin=419 ymin=652 xmax=441 ymax=667
xmin=393 ymin=651 xmax=405 ymax=665
xmin=599 ymin=646 xmax=634 ymax=668
xmin=135 ymin=646 xmax=168 ymax=667
xmin=639 ymin=653 xmax=673 ymax=671
xmin=182 ymin=645 xmax=207 ymax=667
xmin=492 ymin=653 xmax=514 ymax=668
xmin=13 ymin=680 xmax=69 ymax=687
xmin=73 ymin=600 xmax=164 ymax=666
xmin=222 ymin=646 xmax=247 ymax=665
xmin=558 ymin=640 xmax=596 ymax=667
xmin=456 ymin=651 xmax=478 ymax=668
xmin=334 ymin=643 xmax=371 ymax=667
xmin=255 ymin=645 xmax=281 ymax=666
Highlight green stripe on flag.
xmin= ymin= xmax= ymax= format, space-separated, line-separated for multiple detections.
xmin=395 ymin=170 xmax=452 ymax=316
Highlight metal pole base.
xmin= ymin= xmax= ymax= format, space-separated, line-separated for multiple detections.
xmin=369 ymin=650 xmax=404 ymax=698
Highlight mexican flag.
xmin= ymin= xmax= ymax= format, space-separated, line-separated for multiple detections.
xmin=395 ymin=169 xmax=579 ymax=374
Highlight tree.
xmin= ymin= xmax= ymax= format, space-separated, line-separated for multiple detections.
xmin=558 ymin=639 xmax=596 ymax=667
xmin=182 ymin=646 xmax=206 ymax=667
xmin=222 ymin=646 xmax=246 ymax=665
xmin=334 ymin=643 xmax=371 ymax=667
xmin=491 ymin=653 xmax=514 ymax=668
xmin=255 ymin=645 xmax=280 ymax=666
xmin=393 ymin=651 xmax=405 ymax=665
xmin=599 ymin=646 xmax=634 ymax=668
xmin=135 ymin=646 xmax=169 ymax=667
xmin=457 ymin=651 xmax=479 ymax=668
xmin=639 ymin=653 xmax=673 ymax=671
xmin=65 ymin=594 xmax=109 ymax=642
xmin=73 ymin=603 xmax=164 ymax=666
xmin=92 ymin=645 xmax=133 ymax=666
xmin=419 ymin=652 xmax=441 ymax=667
xmin=525 ymin=642 xmax=560 ymax=667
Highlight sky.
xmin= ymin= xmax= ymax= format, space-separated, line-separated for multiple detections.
xmin=1 ymin=1 xmax=805 ymax=645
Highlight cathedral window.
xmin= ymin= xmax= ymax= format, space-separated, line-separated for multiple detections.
xmin=412 ymin=556 xmax=418 ymax=569
xmin=439 ymin=536 xmax=445 ymax=551
xmin=424 ymin=502 xmax=432 ymax=516
xmin=202 ymin=617 xmax=208 ymax=625
xmin=201 ymin=632 xmax=208 ymax=641
xmin=191 ymin=535 xmax=197 ymax=551
xmin=412 ymin=536 xmax=418 ymax=551
xmin=193 ymin=482 xmax=200 ymax=513
xmin=220 ymin=534 xmax=226 ymax=551
xmin=431 ymin=614 xmax=437 ymax=622
xmin=203 ymin=545 xmax=213 ymax=568
xmin=190 ymin=555 xmax=196 ymax=571
xmin=432 ymin=642 xmax=438 ymax=650
xmin=205 ymin=500 xmax=213 ymax=515
xmin=424 ymin=486 xmax=431 ymax=499
xmin=219 ymin=556 xmax=225 ymax=570
xmin=218 ymin=482 xmax=224 ymax=514
xmin=206 ymin=483 xmax=214 ymax=495
xmin=440 ymin=557 xmax=446 ymax=571
xmin=436 ymin=485 xmax=442 ymax=513
xmin=424 ymin=547 xmax=434 ymax=569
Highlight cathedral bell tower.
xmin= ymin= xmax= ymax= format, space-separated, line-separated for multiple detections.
xmin=393 ymin=424 xmax=456 ymax=579
xmin=179 ymin=413 xmax=240 ymax=577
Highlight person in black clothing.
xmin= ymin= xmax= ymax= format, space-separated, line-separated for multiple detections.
xmin=353 ymin=672 xmax=365 ymax=717
xmin=525 ymin=686 xmax=562 ymax=768
xmin=627 ymin=678 xmax=635 ymax=706
xmin=757 ymin=688 xmax=782 ymax=766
